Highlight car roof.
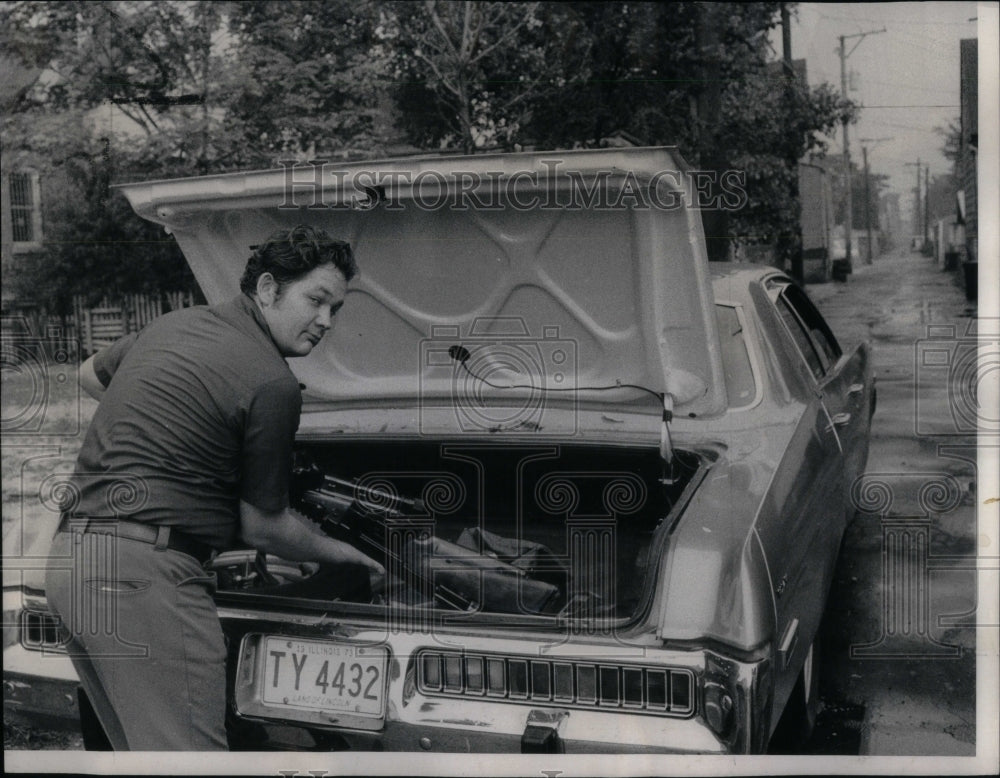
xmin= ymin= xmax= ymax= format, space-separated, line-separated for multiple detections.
xmin=708 ymin=262 xmax=781 ymax=282
xmin=708 ymin=263 xmax=788 ymax=307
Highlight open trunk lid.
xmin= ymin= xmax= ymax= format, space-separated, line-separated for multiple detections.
xmin=116 ymin=147 xmax=727 ymax=422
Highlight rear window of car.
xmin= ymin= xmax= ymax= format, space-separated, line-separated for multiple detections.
xmin=715 ymin=304 xmax=756 ymax=408
xmin=775 ymin=295 xmax=825 ymax=380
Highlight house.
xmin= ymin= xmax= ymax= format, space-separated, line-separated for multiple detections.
xmin=0 ymin=54 xmax=46 ymax=319
xmin=958 ymin=38 xmax=977 ymax=301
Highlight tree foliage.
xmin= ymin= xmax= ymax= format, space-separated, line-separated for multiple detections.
xmin=388 ymin=1 xmax=591 ymax=153
xmin=1 ymin=1 xmax=230 ymax=303
xmin=2 ymin=0 xmax=859 ymax=305
xmin=226 ymin=0 xmax=390 ymax=163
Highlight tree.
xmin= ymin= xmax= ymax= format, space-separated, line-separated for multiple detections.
xmin=1 ymin=1 xmax=240 ymax=170
xmin=718 ymin=72 xmax=852 ymax=251
xmin=936 ymin=119 xmax=961 ymax=178
xmin=388 ymin=1 xmax=591 ymax=152
xmin=1 ymin=1 xmax=237 ymax=304
xmin=226 ymin=0 xmax=391 ymax=163
xmin=928 ymin=119 xmax=961 ymax=224
xmin=3 ymin=0 xmax=860 ymax=304
xmin=38 ymin=137 xmax=201 ymax=314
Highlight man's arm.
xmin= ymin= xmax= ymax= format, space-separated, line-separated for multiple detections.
xmin=79 ymin=354 xmax=106 ymax=400
xmin=239 ymin=500 xmax=385 ymax=589
xmin=78 ymin=332 xmax=140 ymax=401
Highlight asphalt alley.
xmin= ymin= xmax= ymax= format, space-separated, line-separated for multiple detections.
xmin=802 ymin=245 xmax=981 ymax=756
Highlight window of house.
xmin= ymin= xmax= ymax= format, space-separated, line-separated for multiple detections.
xmin=6 ymin=171 xmax=42 ymax=247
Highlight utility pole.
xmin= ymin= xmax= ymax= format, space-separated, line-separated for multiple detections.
xmin=924 ymin=164 xmax=931 ymax=253
xmin=838 ymin=27 xmax=886 ymax=274
xmin=862 ymin=146 xmax=872 ymax=263
xmin=905 ymin=159 xmax=922 ymax=250
xmin=859 ymin=136 xmax=892 ymax=264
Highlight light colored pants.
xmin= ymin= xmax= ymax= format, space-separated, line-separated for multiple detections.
xmin=45 ymin=527 xmax=228 ymax=750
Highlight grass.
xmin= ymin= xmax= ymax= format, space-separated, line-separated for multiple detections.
xmin=2 ymin=363 xmax=97 ymax=539
xmin=3 ymin=721 xmax=84 ymax=750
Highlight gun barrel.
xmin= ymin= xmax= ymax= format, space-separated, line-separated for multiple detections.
xmin=322 ymin=475 xmax=426 ymax=515
xmin=299 ymin=485 xmax=478 ymax=612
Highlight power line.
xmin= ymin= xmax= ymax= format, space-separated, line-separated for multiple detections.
xmin=867 ymin=120 xmax=954 ymax=132
xmin=860 ymin=79 xmax=958 ymax=94
xmin=863 ymin=104 xmax=960 ymax=108
xmin=813 ymin=10 xmax=976 ymax=26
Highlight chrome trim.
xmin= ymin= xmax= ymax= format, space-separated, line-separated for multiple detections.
xmin=714 ymin=300 xmax=765 ymax=412
xmin=778 ymin=618 xmax=799 ymax=670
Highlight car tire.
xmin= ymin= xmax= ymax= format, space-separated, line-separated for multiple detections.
xmin=769 ymin=640 xmax=820 ymax=753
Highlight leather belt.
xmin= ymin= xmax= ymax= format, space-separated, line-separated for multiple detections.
xmin=58 ymin=515 xmax=216 ymax=565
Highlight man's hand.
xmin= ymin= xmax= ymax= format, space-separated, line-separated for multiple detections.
xmin=240 ymin=500 xmax=385 ymax=591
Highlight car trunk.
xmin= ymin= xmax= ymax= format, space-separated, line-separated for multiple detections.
xmin=209 ymin=437 xmax=706 ymax=625
xmin=116 ymin=148 xmax=724 ymax=624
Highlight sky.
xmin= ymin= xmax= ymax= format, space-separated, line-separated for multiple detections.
xmin=771 ymin=1 xmax=982 ymax=229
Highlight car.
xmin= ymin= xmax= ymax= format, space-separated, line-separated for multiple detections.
xmin=2 ymin=147 xmax=875 ymax=754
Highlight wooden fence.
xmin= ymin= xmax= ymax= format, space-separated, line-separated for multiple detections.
xmin=1 ymin=291 xmax=198 ymax=358
xmin=74 ymin=291 xmax=197 ymax=354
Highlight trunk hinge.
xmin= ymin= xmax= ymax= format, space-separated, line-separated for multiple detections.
xmin=659 ymin=393 xmax=677 ymax=484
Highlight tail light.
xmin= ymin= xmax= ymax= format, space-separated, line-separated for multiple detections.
xmin=417 ymin=650 xmax=695 ymax=717
xmin=20 ymin=610 xmax=68 ymax=652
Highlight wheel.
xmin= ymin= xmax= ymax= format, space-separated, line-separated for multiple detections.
xmin=769 ymin=641 xmax=820 ymax=753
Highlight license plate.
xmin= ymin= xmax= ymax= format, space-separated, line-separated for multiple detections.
xmin=259 ymin=636 xmax=387 ymax=719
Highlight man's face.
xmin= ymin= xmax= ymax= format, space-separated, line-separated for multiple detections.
xmin=260 ymin=263 xmax=348 ymax=357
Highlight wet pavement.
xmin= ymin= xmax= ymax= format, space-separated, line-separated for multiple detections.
xmin=799 ymin=246 xmax=981 ymax=756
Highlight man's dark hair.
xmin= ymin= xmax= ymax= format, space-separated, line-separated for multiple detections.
xmin=239 ymin=224 xmax=358 ymax=296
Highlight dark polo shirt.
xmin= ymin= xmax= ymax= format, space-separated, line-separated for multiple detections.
xmin=70 ymin=294 xmax=302 ymax=549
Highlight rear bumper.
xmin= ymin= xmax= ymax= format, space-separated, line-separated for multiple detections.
xmin=3 ymin=645 xmax=81 ymax=731
xmin=229 ymin=708 xmax=729 ymax=753
xmin=225 ymin=622 xmax=773 ymax=754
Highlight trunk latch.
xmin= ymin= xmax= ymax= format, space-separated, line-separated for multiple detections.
xmin=660 ymin=393 xmax=677 ymax=483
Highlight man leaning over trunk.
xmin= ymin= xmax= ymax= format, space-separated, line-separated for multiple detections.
xmin=45 ymin=224 xmax=383 ymax=750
